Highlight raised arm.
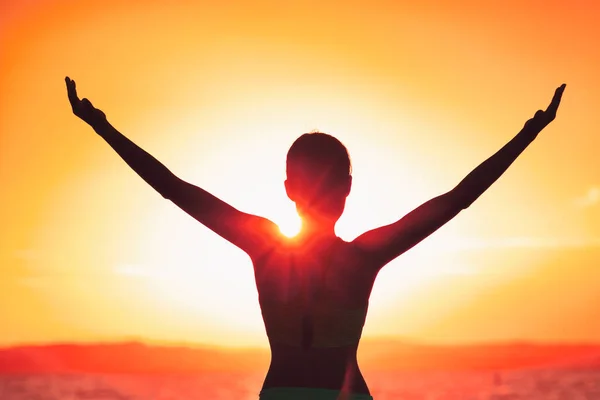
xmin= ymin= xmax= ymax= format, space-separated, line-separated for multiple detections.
xmin=65 ymin=77 xmax=280 ymax=256
xmin=353 ymin=84 xmax=566 ymax=270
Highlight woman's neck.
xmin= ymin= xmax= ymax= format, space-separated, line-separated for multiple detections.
xmin=294 ymin=218 xmax=338 ymax=245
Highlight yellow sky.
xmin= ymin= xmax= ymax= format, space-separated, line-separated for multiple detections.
xmin=1 ymin=0 xmax=599 ymax=348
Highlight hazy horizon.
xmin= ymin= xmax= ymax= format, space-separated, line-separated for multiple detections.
xmin=4 ymin=335 xmax=600 ymax=351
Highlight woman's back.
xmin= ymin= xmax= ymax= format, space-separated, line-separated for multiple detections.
xmin=254 ymin=235 xmax=378 ymax=394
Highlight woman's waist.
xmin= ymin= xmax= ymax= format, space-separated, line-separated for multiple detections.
xmin=268 ymin=344 xmax=361 ymax=377
xmin=259 ymin=387 xmax=373 ymax=400
xmin=269 ymin=342 xmax=359 ymax=363
xmin=263 ymin=348 xmax=369 ymax=394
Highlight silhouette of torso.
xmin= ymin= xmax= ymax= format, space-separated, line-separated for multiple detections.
xmin=253 ymin=236 xmax=378 ymax=393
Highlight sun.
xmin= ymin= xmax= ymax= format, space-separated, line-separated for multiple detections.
xmin=277 ymin=212 xmax=302 ymax=238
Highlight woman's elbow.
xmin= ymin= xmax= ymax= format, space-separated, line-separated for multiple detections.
xmin=447 ymin=188 xmax=475 ymax=210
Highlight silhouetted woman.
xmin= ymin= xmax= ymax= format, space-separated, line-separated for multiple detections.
xmin=65 ymin=77 xmax=565 ymax=400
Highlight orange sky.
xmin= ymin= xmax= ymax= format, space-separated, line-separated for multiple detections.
xmin=1 ymin=0 xmax=599 ymax=348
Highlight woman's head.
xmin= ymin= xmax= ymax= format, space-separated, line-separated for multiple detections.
xmin=285 ymin=132 xmax=352 ymax=226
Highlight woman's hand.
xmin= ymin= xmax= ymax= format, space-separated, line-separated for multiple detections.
xmin=65 ymin=76 xmax=107 ymax=127
xmin=523 ymin=83 xmax=566 ymax=135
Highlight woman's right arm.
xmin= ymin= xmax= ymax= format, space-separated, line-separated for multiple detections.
xmin=353 ymin=84 xmax=566 ymax=270
xmin=66 ymin=77 xmax=280 ymax=255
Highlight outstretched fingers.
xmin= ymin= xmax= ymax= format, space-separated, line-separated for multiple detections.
xmin=546 ymin=83 xmax=566 ymax=118
xmin=65 ymin=76 xmax=79 ymax=106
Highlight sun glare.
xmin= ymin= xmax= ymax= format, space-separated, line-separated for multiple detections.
xmin=277 ymin=212 xmax=302 ymax=237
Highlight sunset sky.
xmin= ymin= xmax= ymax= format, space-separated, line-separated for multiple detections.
xmin=1 ymin=0 xmax=599 ymax=348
